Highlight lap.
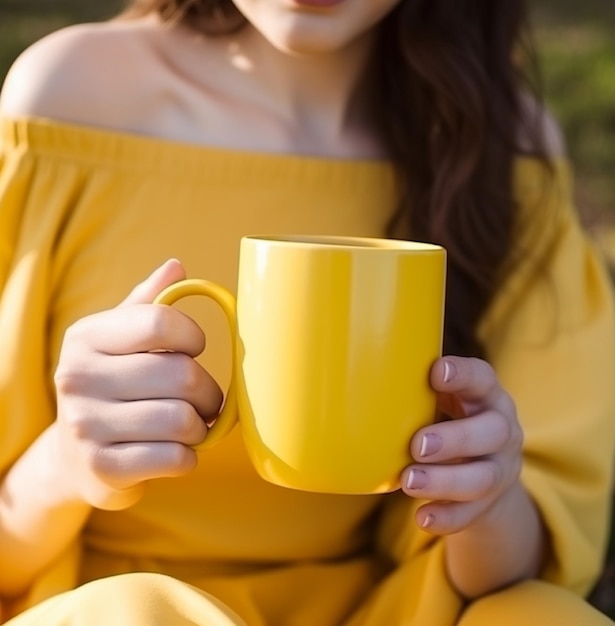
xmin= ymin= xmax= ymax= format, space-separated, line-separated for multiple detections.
xmin=5 ymin=572 xmax=613 ymax=625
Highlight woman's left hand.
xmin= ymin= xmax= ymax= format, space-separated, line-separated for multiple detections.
xmin=401 ymin=355 xmax=524 ymax=534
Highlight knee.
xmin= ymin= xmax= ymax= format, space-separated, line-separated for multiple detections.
xmin=67 ymin=572 xmax=244 ymax=625
xmin=70 ymin=572 xmax=180 ymax=618
xmin=459 ymin=580 xmax=612 ymax=626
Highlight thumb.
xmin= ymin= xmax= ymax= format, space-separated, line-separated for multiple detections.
xmin=121 ymin=258 xmax=187 ymax=306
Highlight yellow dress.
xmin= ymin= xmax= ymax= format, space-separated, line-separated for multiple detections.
xmin=0 ymin=117 xmax=614 ymax=625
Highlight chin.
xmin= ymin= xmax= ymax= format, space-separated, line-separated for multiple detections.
xmin=264 ymin=23 xmax=366 ymax=56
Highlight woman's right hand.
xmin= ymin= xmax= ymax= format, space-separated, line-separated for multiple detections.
xmin=52 ymin=259 xmax=223 ymax=510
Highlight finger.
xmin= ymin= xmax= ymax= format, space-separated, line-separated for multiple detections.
xmin=120 ymin=259 xmax=186 ymax=306
xmin=66 ymin=303 xmax=207 ymax=357
xmin=59 ymin=352 xmax=224 ymax=420
xmin=401 ymin=458 xmax=508 ymax=502
xmin=90 ymin=441 xmax=199 ymax=489
xmin=415 ymin=499 xmax=488 ymax=535
xmin=114 ymin=352 xmax=224 ymax=419
xmin=70 ymin=399 xmax=209 ymax=446
xmin=430 ymin=356 xmax=515 ymax=415
xmin=410 ymin=410 xmax=522 ymax=463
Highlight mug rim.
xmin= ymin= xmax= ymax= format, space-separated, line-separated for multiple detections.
xmin=242 ymin=234 xmax=444 ymax=252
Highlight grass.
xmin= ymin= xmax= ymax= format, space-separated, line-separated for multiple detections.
xmin=530 ymin=0 xmax=615 ymax=265
xmin=0 ymin=0 xmax=615 ymax=617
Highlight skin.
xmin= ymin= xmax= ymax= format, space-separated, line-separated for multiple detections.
xmin=0 ymin=0 xmax=549 ymax=603
xmin=404 ymin=357 xmax=547 ymax=597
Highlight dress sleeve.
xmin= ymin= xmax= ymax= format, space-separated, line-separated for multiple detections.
xmin=479 ymin=158 xmax=615 ymax=595
xmin=0 ymin=118 xmax=83 ymax=619
xmin=0 ymin=118 xmax=81 ymax=471
xmin=376 ymin=158 xmax=615 ymax=598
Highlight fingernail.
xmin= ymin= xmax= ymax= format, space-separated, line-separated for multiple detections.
xmin=406 ymin=468 xmax=428 ymax=490
xmin=419 ymin=433 xmax=442 ymax=458
xmin=421 ymin=513 xmax=435 ymax=529
xmin=443 ymin=359 xmax=457 ymax=383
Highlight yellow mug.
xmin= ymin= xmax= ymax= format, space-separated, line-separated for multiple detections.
xmin=154 ymin=235 xmax=446 ymax=494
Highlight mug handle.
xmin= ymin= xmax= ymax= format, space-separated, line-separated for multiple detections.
xmin=154 ymin=278 xmax=239 ymax=449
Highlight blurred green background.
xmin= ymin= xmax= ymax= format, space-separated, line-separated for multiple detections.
xmin=530 ymin=0 xmax=615 ymax=269
xmin=1 ymin=0 xmax=615 ymax=618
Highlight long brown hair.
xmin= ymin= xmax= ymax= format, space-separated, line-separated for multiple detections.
xmin=122 ymin=0 xmax=544 ymax=357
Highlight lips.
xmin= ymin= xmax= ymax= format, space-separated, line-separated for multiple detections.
xmin=292 ymin=0 xmax=345 ymax=8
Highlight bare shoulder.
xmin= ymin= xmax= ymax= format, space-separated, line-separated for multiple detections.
xmin=517 ymin=91 xmax=567 ymax=158
xmin=0 ymin=20 xmax=158 ymax=127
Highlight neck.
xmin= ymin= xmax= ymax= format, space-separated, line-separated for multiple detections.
xmin=222 ymin=24 xmax=380 ymax=154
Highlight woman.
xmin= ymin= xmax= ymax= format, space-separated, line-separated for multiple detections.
xmin=0 ymin=0 xmax=613 ymax=623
